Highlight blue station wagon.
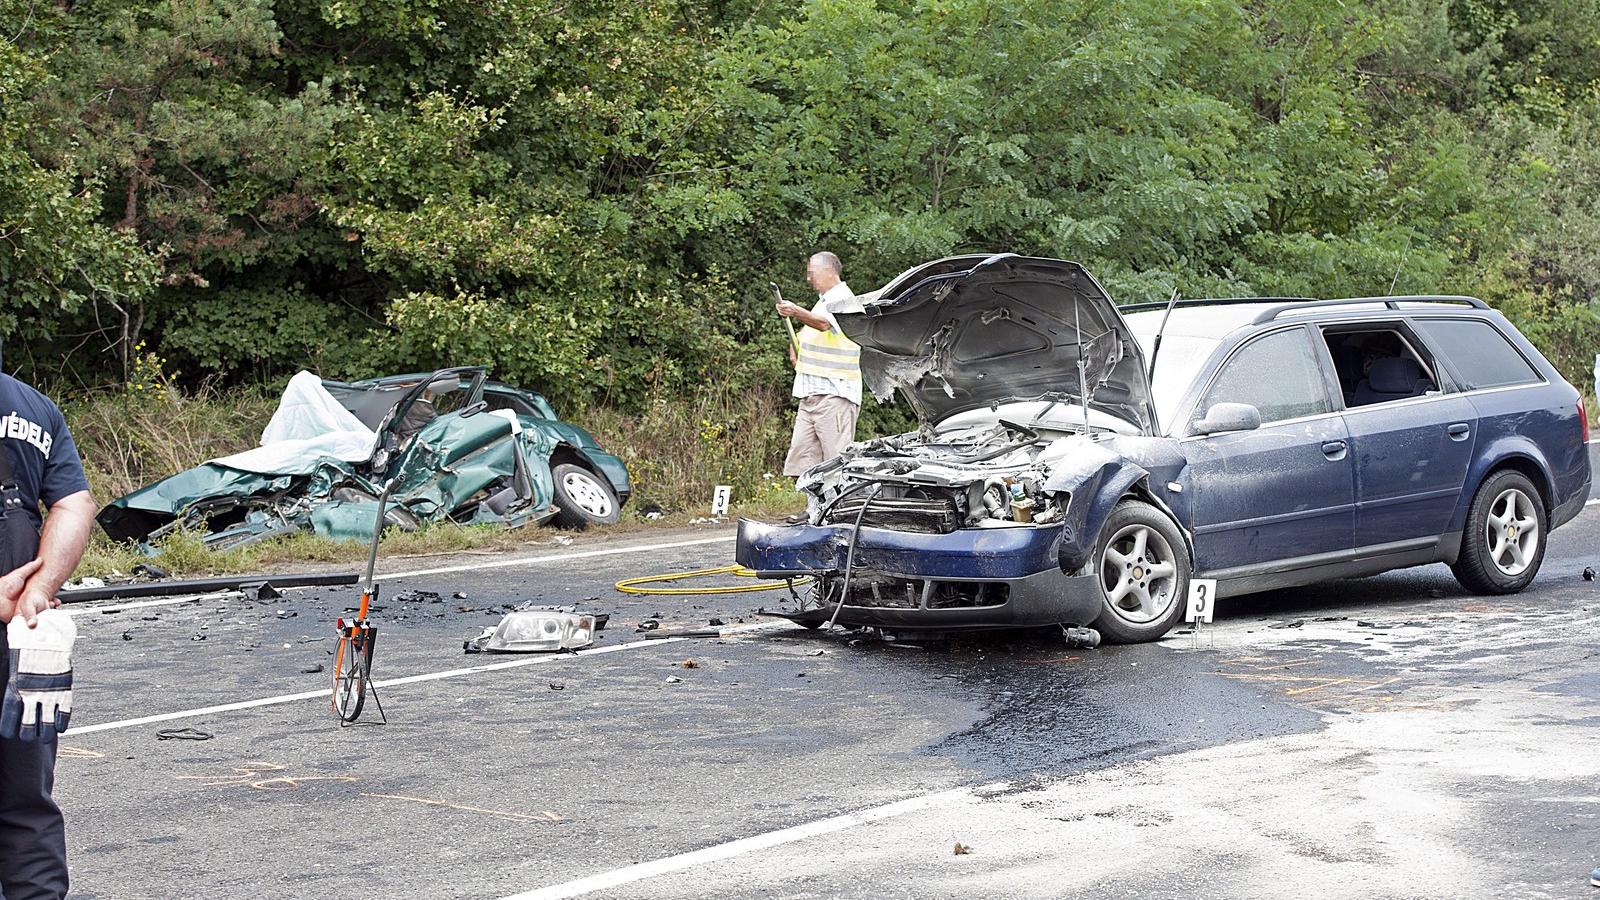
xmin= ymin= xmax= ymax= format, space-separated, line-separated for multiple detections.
xmin=737 ymin=254 xmax=1592 ymax=643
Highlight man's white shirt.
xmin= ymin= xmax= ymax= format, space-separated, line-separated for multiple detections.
xmin=793 ymin=281 xmax=863 ymax=405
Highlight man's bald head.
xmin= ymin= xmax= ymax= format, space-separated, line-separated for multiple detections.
xmin=806 ymin=252 xmax=843 ymax=293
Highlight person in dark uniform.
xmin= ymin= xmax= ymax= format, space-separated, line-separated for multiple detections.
xmin=0 ymin=342 xmax=95 ymax=900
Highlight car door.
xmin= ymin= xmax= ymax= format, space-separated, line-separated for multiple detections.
xmin=1319 ymin=320 xmax=1478 ymax=550
xmin=1182 ymin=325 xmax=1356 ymax=576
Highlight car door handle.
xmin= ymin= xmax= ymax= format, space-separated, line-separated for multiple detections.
xmin=1321 ymin=440 xmax=1347 ymax=460
xmin=1448 ymin=423 xmax=1471 ymax=441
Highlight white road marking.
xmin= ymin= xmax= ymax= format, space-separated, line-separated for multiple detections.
xmin=500 ymin=782 xmax=997 ymax=900
xmin=1588 ymin=498 xmax=1598 ymax=507
xmin=68 ymin=621 xmax=787 ymax=736
xmin=380 ymin=534 xmax=735 ymax=581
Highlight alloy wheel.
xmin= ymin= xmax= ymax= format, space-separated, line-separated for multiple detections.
xmin=1485 ymin=487 xmax=1539 ymax=577
xmin=1099 ymin=523 xmax=1179 ymax=624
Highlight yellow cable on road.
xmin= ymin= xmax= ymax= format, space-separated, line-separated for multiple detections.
xmin=615 ymin=565 xmax=810 ymax=595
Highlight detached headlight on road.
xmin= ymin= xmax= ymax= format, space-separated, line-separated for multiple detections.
xmin=466 ymin=609 xmax=597 ymax=653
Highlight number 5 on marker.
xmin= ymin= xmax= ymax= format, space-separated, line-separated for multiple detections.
xmin=1186 ymin=579 xmax=1217 ymax=624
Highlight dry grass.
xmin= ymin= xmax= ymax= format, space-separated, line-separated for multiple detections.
xmin=62 ymin=382 xmax=280 ymax=504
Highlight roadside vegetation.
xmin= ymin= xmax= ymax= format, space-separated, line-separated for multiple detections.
xmin=4 ymin=0 xmax=1598 ymax=575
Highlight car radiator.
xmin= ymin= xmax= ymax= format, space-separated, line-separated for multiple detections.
xmin=820 ymin=495 xmax=961 ymax=533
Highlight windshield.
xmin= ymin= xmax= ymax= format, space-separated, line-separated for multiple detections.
xmin=1133 ymin=333 xmax=1220 ymax=434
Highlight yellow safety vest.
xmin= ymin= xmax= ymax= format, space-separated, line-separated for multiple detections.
xmin=795 ymin=322 xmax=861 ymax=382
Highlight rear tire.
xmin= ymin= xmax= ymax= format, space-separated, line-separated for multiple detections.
xmin=1452 ymin=470 xmax=1546 ymax=595
xmin=1089 ymin=500 xmax=1191 ymax=644
xmin=551 ymin=463 xmax=622 ymax=529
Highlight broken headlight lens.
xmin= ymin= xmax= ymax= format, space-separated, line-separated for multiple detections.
xmin=467 ymin=609 xmax=596 ymax=653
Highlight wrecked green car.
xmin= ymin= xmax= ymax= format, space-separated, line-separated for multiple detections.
xmin=97 ymin=367 xmax=631 ymax=549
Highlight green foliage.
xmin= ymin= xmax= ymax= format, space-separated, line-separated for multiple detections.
xmin=4 ymin=0 xmax=1599 ymax=411
xmin=0 ymin=0 xmax=156 ymax=362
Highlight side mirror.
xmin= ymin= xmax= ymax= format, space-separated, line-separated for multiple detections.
xmin=1193 ymin=402 xmax=1262 ymax=436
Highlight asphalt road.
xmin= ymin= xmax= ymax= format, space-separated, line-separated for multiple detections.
xmin=51 ymin=463 xmax=1600 ymax=899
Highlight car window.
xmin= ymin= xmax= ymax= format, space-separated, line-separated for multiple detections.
xmin=1413 ymin=318 xmax=1541 ymax=390
xmin=1319 ymin=325 xmax=1440 ymax=408
xmin=484 ymin=390 xmax=537 ymax=417
xmin=1197 ymin=328 xmax=1331 ymax=426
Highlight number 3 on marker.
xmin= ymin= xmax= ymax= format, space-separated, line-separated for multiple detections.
xmin=1186 ymin=579 xmax=1217 ymax=624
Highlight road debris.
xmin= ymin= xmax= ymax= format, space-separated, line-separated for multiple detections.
xmin=679 ymin=659 xmax=700 ymax=669
xmin=1063 ymin=626 xmax=1101 ymax=649
xmin=642 ymin=629 xmax=723 ymax=639
xmin=301 ymin=663 xmax=325 ymax=674
xmin=664 ymin=675 xmax=683 ymax=684
xmin=953 ymin=842 xmax=973 ymax=856
xmin=463 ymin=608 xmax=598 ymax=653
xmin=59 ymin=572 xmax=358 ymax=603
xmin=1584 ymin=566 xmax=1596 ymax=582
xmin=156 ymin=727 xmax=214 ymax=741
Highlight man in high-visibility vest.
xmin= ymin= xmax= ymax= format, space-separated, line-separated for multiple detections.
xmin=776 ymin=252 xmax=863 ymax=482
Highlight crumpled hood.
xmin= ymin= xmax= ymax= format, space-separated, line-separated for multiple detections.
xmin=835 ymin=254 xmax=1155 ymax=433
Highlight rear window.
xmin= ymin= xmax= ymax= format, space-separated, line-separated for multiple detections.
xmin=1414 ymin=319 xmax=1541 ymax=390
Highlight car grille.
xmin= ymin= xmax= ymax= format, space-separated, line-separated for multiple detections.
xmin=820 ymin=495 xmax=961 ymax=533
xmin=821 ymin=574 xmax=1009 ymax=609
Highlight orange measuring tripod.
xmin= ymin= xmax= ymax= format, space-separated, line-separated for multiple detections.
xmin=331 ymin=483 xmax=392 ymax=725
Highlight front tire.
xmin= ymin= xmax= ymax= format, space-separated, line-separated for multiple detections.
xmin=1452 ymin=470 xmax=1546 ymax=595
xmin=551 ymin=463 xmax=622 ymax=528
xmin=1089 ymin=500 xmax=1191 ymax=644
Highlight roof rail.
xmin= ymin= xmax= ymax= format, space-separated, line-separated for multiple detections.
xmin=1252 ymin=295 xmax=1488 ymax=323
xmin=1115 ymin=294 xmax=1490 ymax=321
xmin=1116 ymin=296 xmax=1313 ymax=314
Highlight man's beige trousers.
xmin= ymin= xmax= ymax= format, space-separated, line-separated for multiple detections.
xmin=783 ymin=394 xmax=860 ymax=476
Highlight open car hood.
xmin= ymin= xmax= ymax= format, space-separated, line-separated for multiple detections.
xmin=836 ymin=254 xmax=1155 ymax=432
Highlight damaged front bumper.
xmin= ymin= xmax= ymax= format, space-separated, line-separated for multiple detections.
xmin=736 ymin=518 xmax=1101 ymax=632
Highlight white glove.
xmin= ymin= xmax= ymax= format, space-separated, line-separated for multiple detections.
xmin=2 ymin=609 xmax=76 ymax=741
